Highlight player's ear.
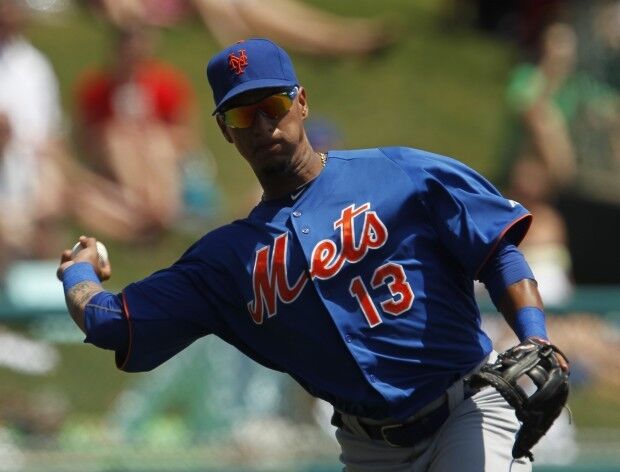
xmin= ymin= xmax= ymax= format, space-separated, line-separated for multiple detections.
xmin=297 ymin=86 xmax=309 ymax=120
xmin=216 ymin=115 xmax=234 ymax=143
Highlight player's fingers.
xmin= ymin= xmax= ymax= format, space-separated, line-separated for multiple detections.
xmin=99 ymin=261 xmax=112 ymax=282
xmin=537 ymin=337 xmax=569 ymax=371
xmin=72 ymin=236 xmax=101 ymax=265
xmin=74 ymin=235 xmax=89 ymax=250
xmin=555 ymin=352 xmax=570 ymax=372
xmin=81 ymin=235 xmax=98 ymax=248
xmin=527 ymin=337 xmax=569 ymax=371
xmin=60 ymin=249 xmax=72 ymax=263
xmin=57 ymin=249 xmax=73 ymax=281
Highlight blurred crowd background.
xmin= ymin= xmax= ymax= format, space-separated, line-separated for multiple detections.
xmin=1 ymin=0 xmax=620 ymax=471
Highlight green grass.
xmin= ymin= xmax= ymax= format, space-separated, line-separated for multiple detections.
xmin=570 ymin=389 xmax=620 ymax=428
xmin=0 ymin=341 xmax=132 ymax=414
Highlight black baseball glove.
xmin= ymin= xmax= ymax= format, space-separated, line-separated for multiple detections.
xmin=466 ymin=338 xmax=570 ymax=461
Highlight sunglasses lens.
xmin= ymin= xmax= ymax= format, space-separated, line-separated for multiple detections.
xmin=222 ymin=91 xmax=295 ymax=128
xmin=223 ymin=106 xmax=255 ymax=128
xmin=258 ymin=94 xmax=293 ymax=119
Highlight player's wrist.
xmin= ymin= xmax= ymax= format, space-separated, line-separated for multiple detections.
xmin=513 ymin=306 xmax=548 ymax=342
xmin=62 ymin=262 xmax=101 ymax=292
xmin=56 ymin=260 xmax=74 ymax=281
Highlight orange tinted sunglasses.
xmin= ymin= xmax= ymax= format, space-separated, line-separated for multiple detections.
xmin=220 ymin=87 xmax=299 ymax=128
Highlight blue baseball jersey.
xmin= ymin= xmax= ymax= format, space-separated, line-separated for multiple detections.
xmin=117 ymin=147 xmax=531 ymax=421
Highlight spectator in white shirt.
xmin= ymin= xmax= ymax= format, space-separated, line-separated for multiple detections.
xmin=0 ymin=0 xmax=66 ymax=276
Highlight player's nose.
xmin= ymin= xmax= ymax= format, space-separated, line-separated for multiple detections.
xmin=252 ymin=110 xmax=276 ymax=135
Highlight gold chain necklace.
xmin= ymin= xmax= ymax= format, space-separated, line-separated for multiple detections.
xmin=319 ymin=152 xmax=327 ymax=167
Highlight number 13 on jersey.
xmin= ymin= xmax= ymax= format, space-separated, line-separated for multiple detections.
xmin=349 ymin=262 xmax=414 ymax=327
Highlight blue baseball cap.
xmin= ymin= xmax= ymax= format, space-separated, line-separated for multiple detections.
xmin=206 ymin=38 xmax=299 ymax=114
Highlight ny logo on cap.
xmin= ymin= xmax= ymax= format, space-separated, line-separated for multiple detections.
xmin=228 ymin=49 xmax=248 ymax=75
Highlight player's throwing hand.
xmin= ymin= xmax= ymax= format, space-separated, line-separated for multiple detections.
xmin=57 ymin=235 xmax=111 ymax=282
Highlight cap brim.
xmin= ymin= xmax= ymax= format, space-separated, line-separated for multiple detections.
xmin=212 ymin=78 xmax=298 ymax=115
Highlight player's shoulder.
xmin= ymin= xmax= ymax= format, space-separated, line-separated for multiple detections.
xmin=180 ymin=219 xmax=259 ymax=263
xmin=329 ymin=146 xmax=476 ymax=183
xmin=326 ymin=148 xmax=387 ymax=161
xmin=329 ymin=146 xmax=465 ymax=169
xmin=387 ymin=146 xmax=473 ymax=168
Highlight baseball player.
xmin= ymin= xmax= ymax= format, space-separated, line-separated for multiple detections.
xmin=58 ymin=38 xmax=569 ymax=471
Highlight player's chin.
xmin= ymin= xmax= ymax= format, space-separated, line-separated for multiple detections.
xmin=260 ymin=157 xmax=291 ymax=176
xmin=254 ymin=140 xmax=285 ymax=158
xmin=253 ymin=146 xmax=290 ymax=170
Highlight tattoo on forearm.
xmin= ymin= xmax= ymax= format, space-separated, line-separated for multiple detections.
xmin=65 ymin=281 xmax=103 ymax=331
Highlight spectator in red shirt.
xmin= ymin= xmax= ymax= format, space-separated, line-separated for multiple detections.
xmin=76 ymin=30 xmax=192 ymax=129
xmin=72 ymin=26 xmax=206 ymax=241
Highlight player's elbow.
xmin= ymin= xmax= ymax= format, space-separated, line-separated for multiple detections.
xmin=83 ymin=292 xmax=129 ymax=352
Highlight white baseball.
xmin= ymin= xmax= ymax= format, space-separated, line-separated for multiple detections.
xmin=71 ymin=240 xmax=109 ymax=266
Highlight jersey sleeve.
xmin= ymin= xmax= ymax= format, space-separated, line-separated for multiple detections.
xmin=118 ymin=246 xmax=228 ymax=372
xmin=418 ymin=152 xmax=532 ymax=278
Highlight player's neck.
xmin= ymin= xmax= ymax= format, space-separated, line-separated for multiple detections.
xmin=259 ymin=146 xmax=326 ymax=201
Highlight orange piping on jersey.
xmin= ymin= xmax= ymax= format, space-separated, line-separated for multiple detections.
xmin=116 ymin=291 xmax=134 ymax=371
xmin=474 ymin=213 xmax=533 ymax=280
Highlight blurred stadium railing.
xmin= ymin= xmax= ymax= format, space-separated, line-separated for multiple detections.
xmin=0 ymin=261 xmax=619 ymax=471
